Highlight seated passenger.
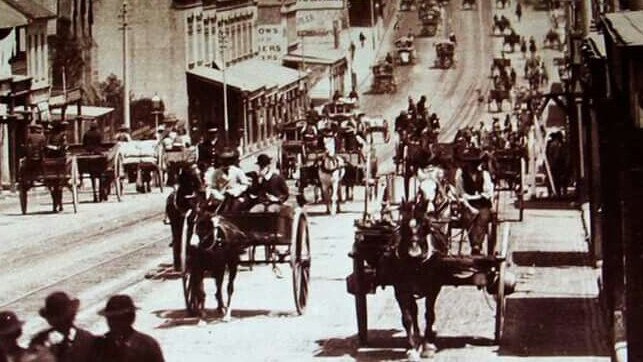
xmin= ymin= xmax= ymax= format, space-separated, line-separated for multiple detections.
xmin=82 ymin=122 xmax=103 ymax=154
xmin=454 ymin=150 xmax=494 ymax=255
xmin=45 ymin=121 xmax=69 ymax=158
xmin=203 ymin=148 xmax=250 ymax=213
xmin=248 ymin=154 xmax=289 ymax=212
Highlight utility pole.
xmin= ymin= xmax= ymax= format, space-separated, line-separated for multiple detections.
xmin=219 ymin=29 xmax=229 ymax=144
xmin=119 ymin=0 xmax=130 ymax=129
xmin=370 ymin=0 xmax=376 ymax=50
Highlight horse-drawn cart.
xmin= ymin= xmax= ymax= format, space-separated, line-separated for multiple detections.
xmin=346 ymin=175 xmax=513 ymax=345
xmin=370 ymin=62 xmax=397 ymax=94
xmin=180 ymin=205 xmax=311 ymax=316
xmin=17 ymin=156 xmax=79 ymax=214
xmin=492 ymin=148 xmax=526 ymax=221
xmin=360 ymin=115 xmax=390 ymax=143
xmin=394 ymin=36 xmax=416 ymax=65
xmin=434 ymin=41 xmax=455 ymax=68
xmin=119 ymin=140 xmax=165 ymax=193
xmin=419 ymin=12 xmax=440 ymax=37
xmin=67 ymin=142 xmax=123 ymax=202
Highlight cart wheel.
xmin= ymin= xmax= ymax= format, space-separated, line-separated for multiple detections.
xmin=291 ymin=210 xmax=311 ymax=315
xmin=114 ymin=154 xmax=123 ymax=202
xmin=71 ymin=156 xmax=79 ymax=214
xmin=353 ymin=256 xmax=368 ymax=345
xmin=156 ymin=167 xmax=164 ymax=193
xmin=19 ymin=185 xmax=28 ymax=215
xmin=519 ymin=158 xmax=526 ymax=221
xmin=495 ymin=257 xmax=507 ymax=343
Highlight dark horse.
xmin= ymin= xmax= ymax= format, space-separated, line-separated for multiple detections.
xmin=188 ymin=196 xmax=248 ymax=321
xmin=165 ymin=165 xmax=204 ymax=270
xmin=390 ymin=193 xmax=449 ymax=360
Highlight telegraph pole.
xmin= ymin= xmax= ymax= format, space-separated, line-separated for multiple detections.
xmin=219 ymin=29 xmax=229 ymax=144
xmin=119 ymin=0 xmax=130 ymax=129
xmin=370 ymin=0 xmax=376 ymax=50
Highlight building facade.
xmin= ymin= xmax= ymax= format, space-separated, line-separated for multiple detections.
xmin=0 ymin=0 xmax=55 ymax=188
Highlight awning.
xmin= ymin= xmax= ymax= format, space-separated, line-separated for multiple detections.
xmin=50 ymin=106 xmax=114 ymax=120
xmin=284 ymin=47 xmax=347 ymax=66
xmin=187 ymin=66 xmax=266 ymax=93
xmin=603 ymin=11 xmax=643 ymax=47
xmin=229 ymin=59 xmax=306 ymax=89
xmin=0 ymin=8 xmax=27 ymax=28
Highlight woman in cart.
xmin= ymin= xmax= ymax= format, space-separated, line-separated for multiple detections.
xmin=454 ymin=149 xmax=495 ymax=255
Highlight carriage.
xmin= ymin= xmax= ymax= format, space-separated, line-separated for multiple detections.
xmin=394 ymin=36 xmax=416 ymax=65
xmin=119 ymin=140 xmax=165 ymax=193
xmin=346 ymin=174 xmax=512 ymax=345
xmin=543 ymin=29 xmax=563 ymax=51
xmin=492 ymin=148 xmax=526 ymax=221
xmin=67 ymin=142 xmax=123 ymax=202
xmin=180 ymin=204 xmax=311 ymax=316
xmin=370 ymin=62 xmax=397 ymax=94
xmin=434 ymin=41 xmax=455 ymax=69
xmin=400 ymin=0 xmax=416 ymax=11
xmin=503 ymin=33 xmax=521 ymax=52
xmin=360 ymin=115 xmax=390 ymax=143
xmin=321 ymin=98 xmax=360 ymax=118
xmin=492 ymin=16 xmax=512 ymax=35
xmin=462 ymin=0 xmax=476 ymax=9
xmin=419 ymin=12 xmax=440 ymax=37
xmin=491 ymin=57 xmax=511 ymax=75
xmin=164 ymin=146 xmax=197 ymax=186
xmin=487 ymin=88 xmax=512 ymax=112
xmin=17 ymin=155 xmax=80 ymax=214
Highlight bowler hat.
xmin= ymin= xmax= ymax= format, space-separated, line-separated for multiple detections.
xmin=98 ymin=295 xmax=139 ymax=317
xmin=256 ymin=154 xmax=272 ymax=167
xmin=39 ymin=292 xmax=80 ymax=319
xmin=0 ymin=311 xmax=24 ymax=335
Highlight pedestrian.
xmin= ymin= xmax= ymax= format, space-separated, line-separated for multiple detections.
xmin=349 ymin=41 xmax=356 ymax=61
xmin=30 ymin=292 xmax=95 ymax=362
xmin=515 ymin=2 xmax=522 ymax=21
xmin=359 ymin=32 xmax=366 ymax=48
xmin=529 ymin=36 xmax=537 ymax=55
xmin=520 ymin=37 xmax=527 ymax=58
xmin=93 ymin=295 xmax=164 ymax=362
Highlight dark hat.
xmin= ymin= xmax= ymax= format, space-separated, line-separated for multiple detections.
xmin=98 ymin=295 xmax=139 ymax=317
xmin=0 ymin=311 xmax=24 ymax=335
xmin=39 ymin=292 xmax=80 ymax=319
xmin=256 ymin=154 xmax=272 ymax=167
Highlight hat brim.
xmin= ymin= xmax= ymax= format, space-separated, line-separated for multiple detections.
xmin=97 ymin=307 xmax=139 ymax=317
xmin=39 ymin=299 xmax=80 ymax=319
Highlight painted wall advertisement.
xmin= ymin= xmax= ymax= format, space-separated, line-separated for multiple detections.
xmin=257 ymin=25 xmax=286 ymax=63
xmin=296 ymin=9 xmax=342 ymax=38
xmin=297 ymin=0 xmax=344 ymax=10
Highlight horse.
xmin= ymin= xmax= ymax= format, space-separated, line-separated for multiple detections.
xmin=165 ymin=165 xmax=204 ymax=270
xmin=187 ymin=198 xmax=248 ymax=321
xmin=390 ymin=193 xmax=449 ymax=360
xmin=317 ymin=138 xmax=346 ymax=215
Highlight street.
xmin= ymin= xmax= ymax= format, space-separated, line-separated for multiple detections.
xmin=0 ymin=1 xmax=610 ymax=361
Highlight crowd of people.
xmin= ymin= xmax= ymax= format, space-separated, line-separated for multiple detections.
xmin=0 ymin=292 xmax=163 ymax=362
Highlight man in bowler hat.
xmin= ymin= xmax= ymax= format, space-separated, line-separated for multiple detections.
xmin=248 ymin=154 xmax=289 ymax=212
xmin=30 ymin=292 xmax=94 ymax=362
xmin=93 ymin=295 xmax=164 ymax=362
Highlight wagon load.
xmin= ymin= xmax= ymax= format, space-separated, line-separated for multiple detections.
xmin=120 ymin=140 xmax=160 ymax=165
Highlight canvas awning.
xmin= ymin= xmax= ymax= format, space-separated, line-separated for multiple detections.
xmin=187 ymin=66 xmax=266 ymax=93
xmin=603 ymin=11 xmax=643 ymax=47
xmin=50 ymin=105 xmax=114 ymax=120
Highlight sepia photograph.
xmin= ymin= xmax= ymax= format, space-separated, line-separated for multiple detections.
xmin=0 ymin=0 xmax=638 ymax=360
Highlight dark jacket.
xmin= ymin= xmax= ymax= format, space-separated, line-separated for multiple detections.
xmin=30 ymin=326 xmax=95 ymax=362
xmin=250 ymin=171 xmax=289 ymax=203
xmin=82 ymin=129 xmax=103 ymax=152
xmin=93 ymin=329 xmax=164 ymax=362
xmin=197 ymin=138 xmax=223 ymax=170
xmin=25 ymin=132 xmax=46 ymax=160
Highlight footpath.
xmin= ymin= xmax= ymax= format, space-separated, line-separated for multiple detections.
xmin=493 ymin=2 xmax=610 ymax=360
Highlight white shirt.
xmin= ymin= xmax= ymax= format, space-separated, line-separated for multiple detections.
xmin=204 ymin=165 xmax=250 ymax=200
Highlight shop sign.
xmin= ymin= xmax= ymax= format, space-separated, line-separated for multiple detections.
xmin=257 ymin=25 xmax=286 ymax=63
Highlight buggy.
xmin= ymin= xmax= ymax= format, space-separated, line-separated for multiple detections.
xmin=434 ymin=41 xmax=456 ymax=69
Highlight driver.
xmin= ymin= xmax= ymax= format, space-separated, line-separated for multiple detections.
xmin=204 ymin=148 xmax=250 ymax=212
xmin=248 ymin=154 xmax=289 ymax=212
xmin=455 ymin=149 xmax=494 ymax=255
